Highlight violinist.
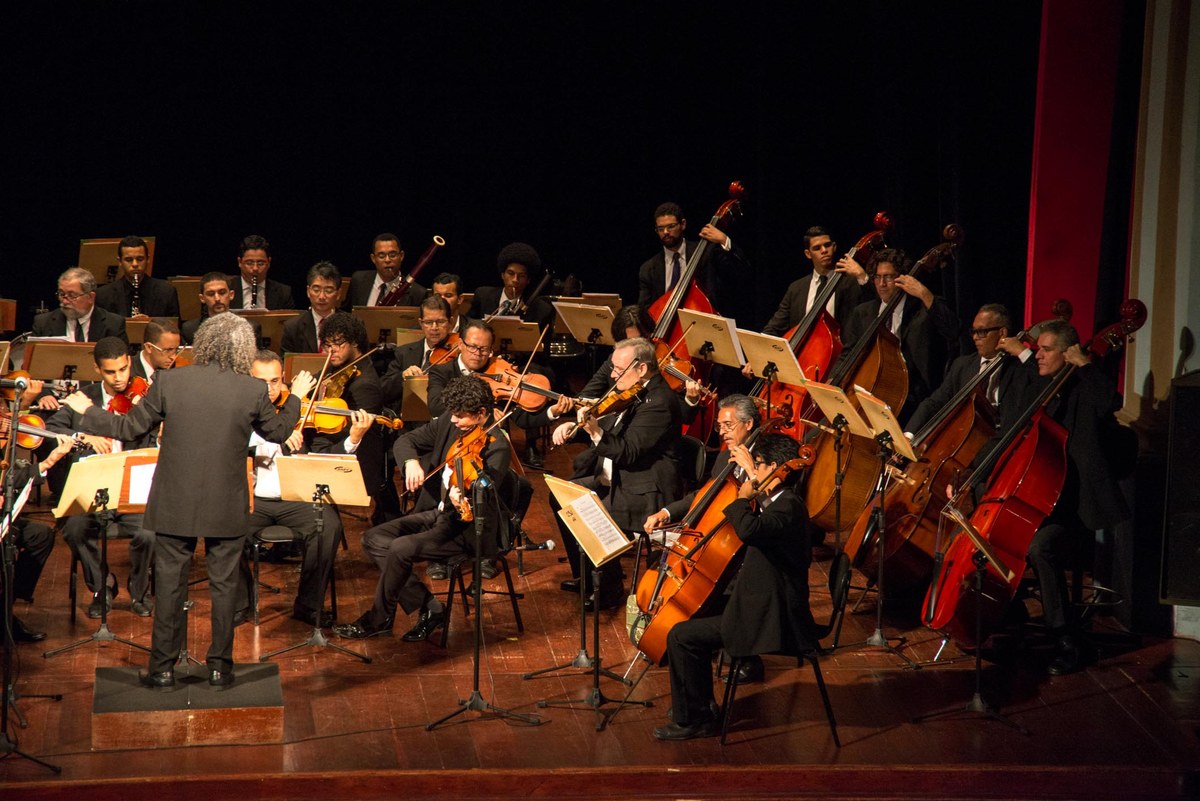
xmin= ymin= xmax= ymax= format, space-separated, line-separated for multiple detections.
xmin=228 ymin=234 xmax=296 ymax=311
xmin=333 ymin=375 xmax=512 ymax=641
xmin=308 ymin=312 xmax=400 ymax=525
xmin=636 ymin=201 xmax=744 ymax=308
xmin=761 ymin=226 xmax=870 ymax=336
xmin=94 ymin=235 xmax=180 ymax=319
xmin=425 ymin=319 xmax=496 ymax=418
xmin=282 ymin=262 xmax=342 ymax=355
xmin=653 ymin=434 xmax=815 ymax=741
xmin=133 ymin=318 xmax=182 ymax=384
xmin=549 ymin=337 xmax=682 ymax=612
xmin=345 ymin=233 xmax=427 ymax=308
xmin=380 ymin=295 xmax=455 ymax=411
xmin=48 ymin=336 xmax=159 ymax=619
xmin=32 ymin=267 xmax=129 ymax=346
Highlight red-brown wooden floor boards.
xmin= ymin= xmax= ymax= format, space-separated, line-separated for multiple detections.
xmin=2 ymin=437 xmax=1198 ymax=800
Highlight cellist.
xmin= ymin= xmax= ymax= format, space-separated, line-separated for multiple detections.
xmin=760 ymin=225 xmax=870 ymax=337
xmin=636 ymin=201 xmax=745 ymax=308
xmin=652 ymin=434 xmax=814 ymax=741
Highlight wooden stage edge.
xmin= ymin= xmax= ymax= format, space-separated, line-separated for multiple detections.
xmin=7 ymin=764 xmax=1199 ymax=801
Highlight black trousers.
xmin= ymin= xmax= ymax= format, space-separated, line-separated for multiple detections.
xmin=359 ymin=509 xmax=467 ymax=628
xmin=549 ymin=475 xmax=624 ymax=601
xmin=666 ymin=614 xmax=723 ymax=726
xmin=61 ymin=511 xmax=155 ymax=603
xmin=151 ymin=534 xmax=243 ymax=675
xmin=1028 ymin=520 xmax=1087 ymax=633
xmin=236 ymin=497 xmax=341 ymax=614
xmin=3 ymin=519 xmax=54 ymax=605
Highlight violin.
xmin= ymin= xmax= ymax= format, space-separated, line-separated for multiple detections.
xmin=446 ymin=425 xmax=490 ymax=522
xmin=108 ymin=375 xmax=150 ymax=415
xmin=273 ymin=386 xmax=291 ymax=411
xmin=475 ymin=356 xmax=562 ymax=412
xmin=425 ymin=333 xmax=462 ymax=369
xmin=319 ymin=348 xmax=379 ymax=400
xmin=298 ymin=397 xmax=403 ymax=434
xmin=0 ymin=409 xmax=54 ymax=450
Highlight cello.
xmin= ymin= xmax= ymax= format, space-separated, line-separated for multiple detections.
xmin=922 ymin=300 xmax=1146 ymax=648
xmin=803 ymin=225 xmax=963 ymax=534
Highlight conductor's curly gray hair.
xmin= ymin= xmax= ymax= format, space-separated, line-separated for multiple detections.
xmin=192 ymin=314 xmax=256 ymax=374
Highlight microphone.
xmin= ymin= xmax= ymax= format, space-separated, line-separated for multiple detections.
xmin=1 ymin=376 xmax=29 ymax=391
xmin=520 ymin=538 xmax=556 ymax=552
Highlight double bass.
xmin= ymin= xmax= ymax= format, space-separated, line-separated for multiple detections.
xmin=923 ymin=300 xmax=1146 ymax=648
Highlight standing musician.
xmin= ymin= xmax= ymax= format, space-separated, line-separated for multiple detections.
xmin=636 ymin=201 xmax=745 ymax=308
xmin=549 ymin=337 xmax=682 ymax=611
xmin=228 ymin=234 xmax=296 ymax=311
xmin=307 ymin=312 xmax=400 ymax=525
xmin=333 ymin=375 xmax=511 ymax=641
xmin=132 ymin=318 xmax=182 ymax=384
xmin=62 ymin=314 xmax=316 ymax=690
xmin=32 ymin=267 xmax=129 ymax=345
xmin=761 ymin=225 xmax=870 ymax=336
xmin=836 ymin=248 xmax=960 ymax=425
xmin=232 ymin=350 xmax=374 ymax=628
xmin=1001 ymin=320 xmax=1129 ymax=675
xmin=181 ymin=271 xmax=235 ymax=345
xmin=48 ymin=336 xmax=159 ymax=618
xmin=94 ymin=235 xmax=180 ymax=319
xmin=282 ymin=261 xmax=343 ymax=354
xmin=652 ymin=433 xmax=815 ymax=741
xmin=380 ymin=295 xmax=455 ymax=411
xmin=345 ymin=233 xmax=426 ymax=308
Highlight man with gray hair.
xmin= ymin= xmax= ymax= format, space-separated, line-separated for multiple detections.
xmin=32 ymin=266 xmax=128 ymax=343
xmin=64 ymin=314 xmax=316 ymax=691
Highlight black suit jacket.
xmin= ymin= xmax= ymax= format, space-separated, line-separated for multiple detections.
xmin=307 ymin=362 xmax=387 ymax=494
xmin=79 ymin=363 xmax=300 ymax=538
xmin=95 ymin=276 xmax=180 ymax=319
xmin=762 ymin=272 xmax=869 ymax=337
xmin=394 ymin=412 xmax=512 ymax=514
xmin=227 ymin=276 xmax=296 ymax=310
xmin=46 ymin=382 xmax=158 ymax=453
xmin=180 ymin=313 xmax=261 ymax=347
xmin=905 ymin=352 xmax=1023 ymax=435
xmin=468 ymin=286 xmax=555 ymax=333
xmin=32 ymin=307 xmax=129 ymax=344
xmin=345 ymin=270 xmax=426 ymax=308
xmin=379 ymin=339 xmax=429 ymax=407
xmin=636 ymin=238 xmax=745 ymax=309
xmin=281 ymin=311 xmax=320 ymax=354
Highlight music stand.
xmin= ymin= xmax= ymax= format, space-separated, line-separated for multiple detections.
xmin=394 ymin=329 xmax=425 ymax=348
xmin=43 ymin=449 xmax=157 ymax=659
xmin=526 ymin=476 xmax=646 ymax=731
xmin=259 ymin=454 xmax=371 ymax=663
xmin=126 ymin=317 xmax=178 ymax=345
xmin=554 ymin=302 xmax=616 ymax=378
xmin=489 ymin=317 xmax=542 ymax=358
xmin=167 ymin=277 xmax=202 ymax=323
xmin=0 ymin=301 xmax=16 ymax=334
xmin=282 ymin=353 xmax=328 ymax=382
xmin=22 ymin=341 xmax=102 ymax=383
xmin=677 ymin=308 xmax=745 ymax=369
xmin=233 ymin=309 xmax=301 ymax=353
xmin=79 ymin=236 xmax=157 ymax=285
xmin=0 ymin=342 xmax=11 ymax=372
xmin=401 ymin=375 xmax=432 ymax=423
xmin=738 ymin=329 xmax=809 ymax=420
xmin=352 ymin=306 xmax=420 ymax=349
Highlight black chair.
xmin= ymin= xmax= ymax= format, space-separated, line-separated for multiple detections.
xmin=249 ymin=524 xmax=338 ymax=626
xmin=719 ymin=550 xmax=851 ymax=746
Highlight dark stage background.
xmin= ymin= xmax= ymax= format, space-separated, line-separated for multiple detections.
xmin=2 ymin=2 xmax=1043 ymax=341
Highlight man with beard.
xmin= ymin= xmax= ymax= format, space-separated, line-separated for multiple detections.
xmin=637 ymin=202 xmax=745 ymax=309
xmin=32 ymin=267 xmax=128 ymax=344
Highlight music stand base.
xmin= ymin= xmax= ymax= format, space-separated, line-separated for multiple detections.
xmin=4 ymin=685 xmax=62 ymax=730
xmin=42 ymin=623 xmax=151 ymax=658
xmin=0 ymin=732 xmax=61 ymax=774
xmin=426 ymin=689 xmax=542 ymax=730
xmin=913 ymin=692 xmax=1030 ymax=734
xmin=836 ymin=628 xmax=921 ymax=670
xmin=259 ymin=626 xmax=370 ymax=663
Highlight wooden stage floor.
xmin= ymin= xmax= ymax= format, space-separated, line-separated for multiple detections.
xmin=3 ymin=442 xmax=1199 ymax=800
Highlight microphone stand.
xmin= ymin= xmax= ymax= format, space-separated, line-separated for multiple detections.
xmin=428 ymin=475 xmax=542 ymax=729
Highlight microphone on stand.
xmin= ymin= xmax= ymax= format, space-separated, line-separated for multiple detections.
xmin=519 ymin=538 xmax=556 ymax=552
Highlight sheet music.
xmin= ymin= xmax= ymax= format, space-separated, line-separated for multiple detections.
xmin=567 ymin=492 xmax=628 ymax=552
xmin=0 ymin=479 xmax=34 ymax=540
xmin=127 ymin=462 xmax=157 ymax=506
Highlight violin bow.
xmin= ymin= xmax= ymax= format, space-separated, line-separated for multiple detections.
xmin=496 ymin=325 xmax=551 ymax=421
xmin=296 ymin=351 xmax=334 ymax=431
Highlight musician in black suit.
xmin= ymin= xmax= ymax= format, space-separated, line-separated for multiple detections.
xmin=636 ymin=201 xmax=745 ymax=309
xmin=181 ymin=272 xmax=233 ymax=345
xmin=549 ymin=337 xmax=683 ymax=610
xmin=63 ymin=315 xmax=316 ymax=690
xmin=761 ymin=226 xmax=871 ymax=336
xmin=837 ymin=249 xmax=960 ymax=425
xmin=653 ymin=433 xmax=815 ymax=740
xmin=380 ymin=295 xmax=455 ymax=409
xmin=333 ymin=376 xmax=512 ymax=641
xmin=49 ymin=337 xmax=159 ymax=618
xmin=429 ymin=272 xmax=471 ymax=336
xmin=425 ymin=319 xmax=498 ymax=419
xmin=281 ymin=262 xmax=341 ymax=354
xmin=94 ymin=235 xmax=180 ymax=319
xmin=132 ymin=318 xmax=182 ymax=384
xmin=227 ymin=234 xmax=296 ymax=311
xmin=32 ymin=267 xmax=129 ymax=344
xmin=344 ymin=233 xmax=427 ymax=309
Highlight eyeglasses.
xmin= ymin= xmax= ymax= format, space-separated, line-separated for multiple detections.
xmin=148 ymin=342 xmax=180 ymax=356
xmin=753 ymin=460 xmax=767 ymax=468
xmin=56 ymin=291 xmax=89 ymax=301
xmin=419 ymin=318 xmax=449 ymax=328
xmin=653 ymin=223 xmax=681 ymax=233
xmin=970 ymin=326 xmax=1002 ymax=337
xmin=716 ymin=421 xmax=743 ymax=432
xmin=373 ymin=252 xmax=402 ymax=261
xmin=308 ymin=285 xmax=339 ymax=296
xmin=873 ymin=274 xmax=898 ymax=284
xmin=322 ymin=338 xmax=349 ymax=349
xmin=241 ymin=259 xmax=269 ymax=268
xmin=462 ymin=342 xmax=492 ymax=355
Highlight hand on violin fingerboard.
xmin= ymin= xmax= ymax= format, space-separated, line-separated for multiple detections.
xmin=346 ymin=409 xmax=373 ymax=445
xmin=834 ymin=255 xmax=867 ymax=283
xmin=698 ymin=223 xmax=729 ymax=247
xmin=549 ymin=394 xmax=575 ymax=418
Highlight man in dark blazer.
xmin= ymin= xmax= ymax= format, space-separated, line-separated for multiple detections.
xmin=227 ymin=234 xmax=296 ymax=311
xmin=425 ymin=319 xmax=497 ymax=418
xmin=761 ymin=226 xmax=871 ymax=337
xmin=181 ymin=272 xmax=233 ymax=345
xmin=131 ymin=318 xmax=182 ymax=384
xmin=636 ymin=201 xmax=746 ymax=309
xmin=344 ymin=233 xmax=427 ymax=308
xmin=333 ymin=376 xmax=512 ymax=641
xmin=49 ymin=337 xmax=159 ymax=618
xmin=94 ymin=235 xmax=180 ymax=319
xmin=654 ymin=434 xmax=815 ymax=741
xmin=836 ymin=249 xmax=960 ymax=425
xmin=380 ymin=295 xmax=455 ymax=409
xmin=63 ymin=314 xmax=315 ymax=690
xmin=549 ymin=337 xmax=683 ymax=610
xmin=32 ymin=267 xmax=128 ymax=344
xmin=281 ymin=262 xmax=341 ymax=354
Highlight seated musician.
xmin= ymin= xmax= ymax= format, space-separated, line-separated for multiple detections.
xmin=232 ymin=350 xmax=374 ymax=628
xmin=47 ymin=336 xmax=158 ymax=618
xmin=132 ymin=318 xmax=181 ymax=384
xmin=636 ymin=201 xmax=745 ymax=309
xmin=94 ymin=235 xmax=180 ymax=319
xmin=429 ymin=272 xmax=472 ymax=337
xmin=549 ymin=337 xmax=682 ymax=611
xmin=228 ymin=234 xmax=296 ymax=311
xmin=761 ymin=226 xmax=869 ymax=337
xmin=333 ymin=375 xmax=511 ymax=641
xmin=380 ymin=295 xmax=455 ymax=411
xmin=344 ymin=233 xmax=426 ymax=309
xmin=307 ymin=312 xmax=401 ymax=525
xmin=281 ymin=261 xmax=342 ymax=355
xmin=32 ymin=267 xmax=129 ymax=346
xmin=652 ymin=433 xmax=815 ymax=741
xmin=182 ymin=272 xmax=235 ymax=345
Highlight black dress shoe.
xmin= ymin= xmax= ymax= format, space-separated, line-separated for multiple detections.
xmin=559 ymin=578 xmax=581 ymax=593
xmin=1048 ymin=635 xmax=1091 ymax=676
xmin=653 ymin=718 xmax=719 ymax=741
xmin=131 ymin=599 xmax=154 ymax=618
xmin=291 ymin=605 xmax=334 ymax=628
xmin=209 ymin=669 xmax=235 ymax=688
xmin=11 ymin=616 xmax=46 ymax=643
xmin=723 ymin=655 xmax=765 ymax=685
xmin=232 ymin=607 xmax=251 ymax=627
xmin=333 ymin=613 xmax=394 ymax=640
xmin=401 ymin=607 xmax=448 ymax=642
xmin=138 ymin=670 xmax=176 ymax=691
xmin=523 ymin=446 xmax=544 ymax=470
xmin=87 ymin=579 xmax=118 ymax=619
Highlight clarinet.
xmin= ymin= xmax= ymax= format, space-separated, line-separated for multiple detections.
xmin=250 ymin=275 xmax=259 ymax=309
xmin=130 ymin=273 xmax=141 ymax=316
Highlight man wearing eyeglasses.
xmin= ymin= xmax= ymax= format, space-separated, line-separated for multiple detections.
xmin=425 ymin=320 xmax=497 ymax=418
xmin=133 ymin=318 xmax=182 ymax=383
xmin=95 ymin=235 xmax=180 ymax=319
xmin=228 ymin=234 xmax=296 ymax=311
xmin=637 ymin=202 xmax=745 ymax=309
xmin=282 ymin=262 xmax=342 ymax=354
xmin=380 ymin=295 xmax=454 ymax=410
xmin=345 ymin=233 xmax=426 ymax=308
xmin=32 ymin=266 xmax=129 ymax=345
xmin=837 ymin=248 xmax=960 ymax=425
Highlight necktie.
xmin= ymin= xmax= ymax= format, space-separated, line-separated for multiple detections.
xmin=317 ymin=316 xmax=326 ymax=352
xmin=667 ymin=252 xmax=682 ymax=292
xmin=74 ymin=320 xmax=85 ymax=342
xmin=375 ymin=282 xmax=389 ymax=306
xmin=982 ymin=358 xmax=1000 ymax=406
